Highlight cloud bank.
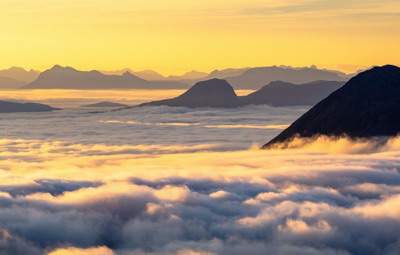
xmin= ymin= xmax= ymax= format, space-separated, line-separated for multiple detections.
xmin=0 ymin=135 xmax=400 ymax=255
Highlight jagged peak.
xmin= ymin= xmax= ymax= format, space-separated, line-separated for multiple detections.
xmin=49 ymin=65 xmax=77 ymax=72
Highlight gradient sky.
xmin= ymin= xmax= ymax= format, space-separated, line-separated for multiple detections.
xmin=1 ymin=0 xmax=399 ymax=74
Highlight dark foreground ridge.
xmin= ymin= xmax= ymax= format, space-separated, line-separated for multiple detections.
xmin=140 ymin=79 xmax=344 ymax=108
xmin=0 ymin=101 xmax=59 ymax=113
xmin=263 ymin=65 xmax=400 ymax=148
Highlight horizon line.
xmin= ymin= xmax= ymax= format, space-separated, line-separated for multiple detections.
xmin=0 ymin=63 xmax=369 ymax=76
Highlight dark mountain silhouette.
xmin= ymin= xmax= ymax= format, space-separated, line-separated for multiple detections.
xmin=22 ymin=65 xmax=187 ymax=90
xmin=139 ymin=79 xmax=343 ymax=108
xmin=225 ymin=66 xmax=348 ymax=90
xmin=0 ymin=76 xmax=26 ymax=89
xmin=139 ymin=79 xmax=242 ymax=108
xmin=263 ymin=65 xmax=400 ymax=148
xmin=0 ymin=101 xmax=59 ymax=113
xmin=82 ymin=101 xmax=129 ymax=108
xmin=0 ymin=67 xmax=39 ymax=83
xmin=240 ymin=80 xmax=344 ymax=106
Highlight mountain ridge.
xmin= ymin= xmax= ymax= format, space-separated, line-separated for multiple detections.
xmin=225 ymin=66 xmax=348 ymax=89
xmin=139 ymin=79 xmax=345 ymax=108
xmin=0 ymin=67 xmax=39 ymax=83
xmin=22 ymin=65 xmax=188 ymax=90
xmin=263 ymin=65 xmax=400 ymax=148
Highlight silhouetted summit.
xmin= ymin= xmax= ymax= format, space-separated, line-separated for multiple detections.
xmin=240 ymin=80 xmax=343 ymax=106
xmin=263 ymin=65 xmax=400 ymax=148
xmin=0 ymin=101 xmax=59 ymax=113
xmin=23 ymin=65 xmax=187 ymax=90
xmin=140 ymin=79 xmax=242 ymax=108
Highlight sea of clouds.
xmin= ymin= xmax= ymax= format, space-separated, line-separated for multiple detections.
xmin=0 ymin=102 xmax=399 ymax=255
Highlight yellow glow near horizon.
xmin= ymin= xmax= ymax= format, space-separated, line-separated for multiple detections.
xmin=0 ymin=0 xmax=399 ymax=74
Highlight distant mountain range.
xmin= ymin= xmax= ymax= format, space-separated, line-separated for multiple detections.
xmin=207 ymin=68 xmax=249 ymax=80
xmin=125 ymin=66 xmax=349 ymax=90
xmin=139 ymin=79 xmax=344 ymax=108
xmin=263 ymin=65 xmax=400 ymax=148
xmin=0 ymin=100 xmax=59 ymax=113
xmin=0 ymin=67 xmax=39 ymax=82
xmin=101 ymin=69 xmax=209 ymax=82
xmin=0 ymin=65 xmax=354 ymax=90
xmin=22 ymin=65 xmax=187 ymax=90
xmin=0 ymin=67 xmax=39 ymax=88
xmin=224 ymin=66 xmax=348 ymax=90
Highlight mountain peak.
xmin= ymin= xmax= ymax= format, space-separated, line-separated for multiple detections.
xmin=192 ymin=78 xmax=233 ymax=89
xmin=140 ymin=79 xmax=241 ymax=108
xmin=356 ymin=65 xmax=400 ymax=79
xmin=122 ymin=71 xmax=135 ymax=77
xmin=263 ymin=64 xmax=400 ymax=148
xmin=50 ymin=64 xmax=63 ymax=70
xmin=373 ymin=64 xmax=400 ymax=71
xmin=49 ymin=65 xmax=76 ymax=72
xmin=0 ymin=67 xmax=40 ymax=83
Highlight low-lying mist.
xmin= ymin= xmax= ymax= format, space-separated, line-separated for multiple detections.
xmin=1 ymin=135 xmax=400 ymax=255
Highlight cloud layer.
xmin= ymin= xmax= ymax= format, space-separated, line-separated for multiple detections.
xmin=0 ymin=105 xmax=399 ymax=254
xmin=1 ymin=134 xmax=400 ymax=255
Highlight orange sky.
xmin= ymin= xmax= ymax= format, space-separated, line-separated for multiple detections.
xmin=0 ymin=0 xmax=399 ymax=74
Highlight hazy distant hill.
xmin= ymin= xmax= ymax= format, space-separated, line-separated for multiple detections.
xmin=0 ymin=67 xmax=40 ymax=89
xmin=207 ymin=68 xmax=249 ymax=79
xmin=263 ymin=65 xmax=400 ymax=148
xmin=167 ymin=71 xmax=208 ymax=81
xmin=0 ymin=100 xmax=59 ymax=113
xmin=225 ymin=66 xmax=349 ymax=90
xmin=82 ymin=101 xmax=129 ymax=108
xmin=139 ymin=79 xmax=242 ymax=108
xmin=134 ymin=70 xmax=166 ymax=81
xmin=102 ymin=69 xmax=166 ymax=81
xmin=23 ymin=65 xmax=188 ymax=90
xmin=0 ymin=67 xmax=39 ymax=83
xmin=139 ymin=79 xmax=344 ymax=108
xmin=0 ymin=76 xmax=26 ymax=89
xmin=105 ymin=69 xmax=208 ymax=82
xmin=240 ymin=80 xmax=344 ymax=106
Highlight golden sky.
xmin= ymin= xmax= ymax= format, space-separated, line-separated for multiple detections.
xmin=0 ymin=0 xmax=399 ymax=74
